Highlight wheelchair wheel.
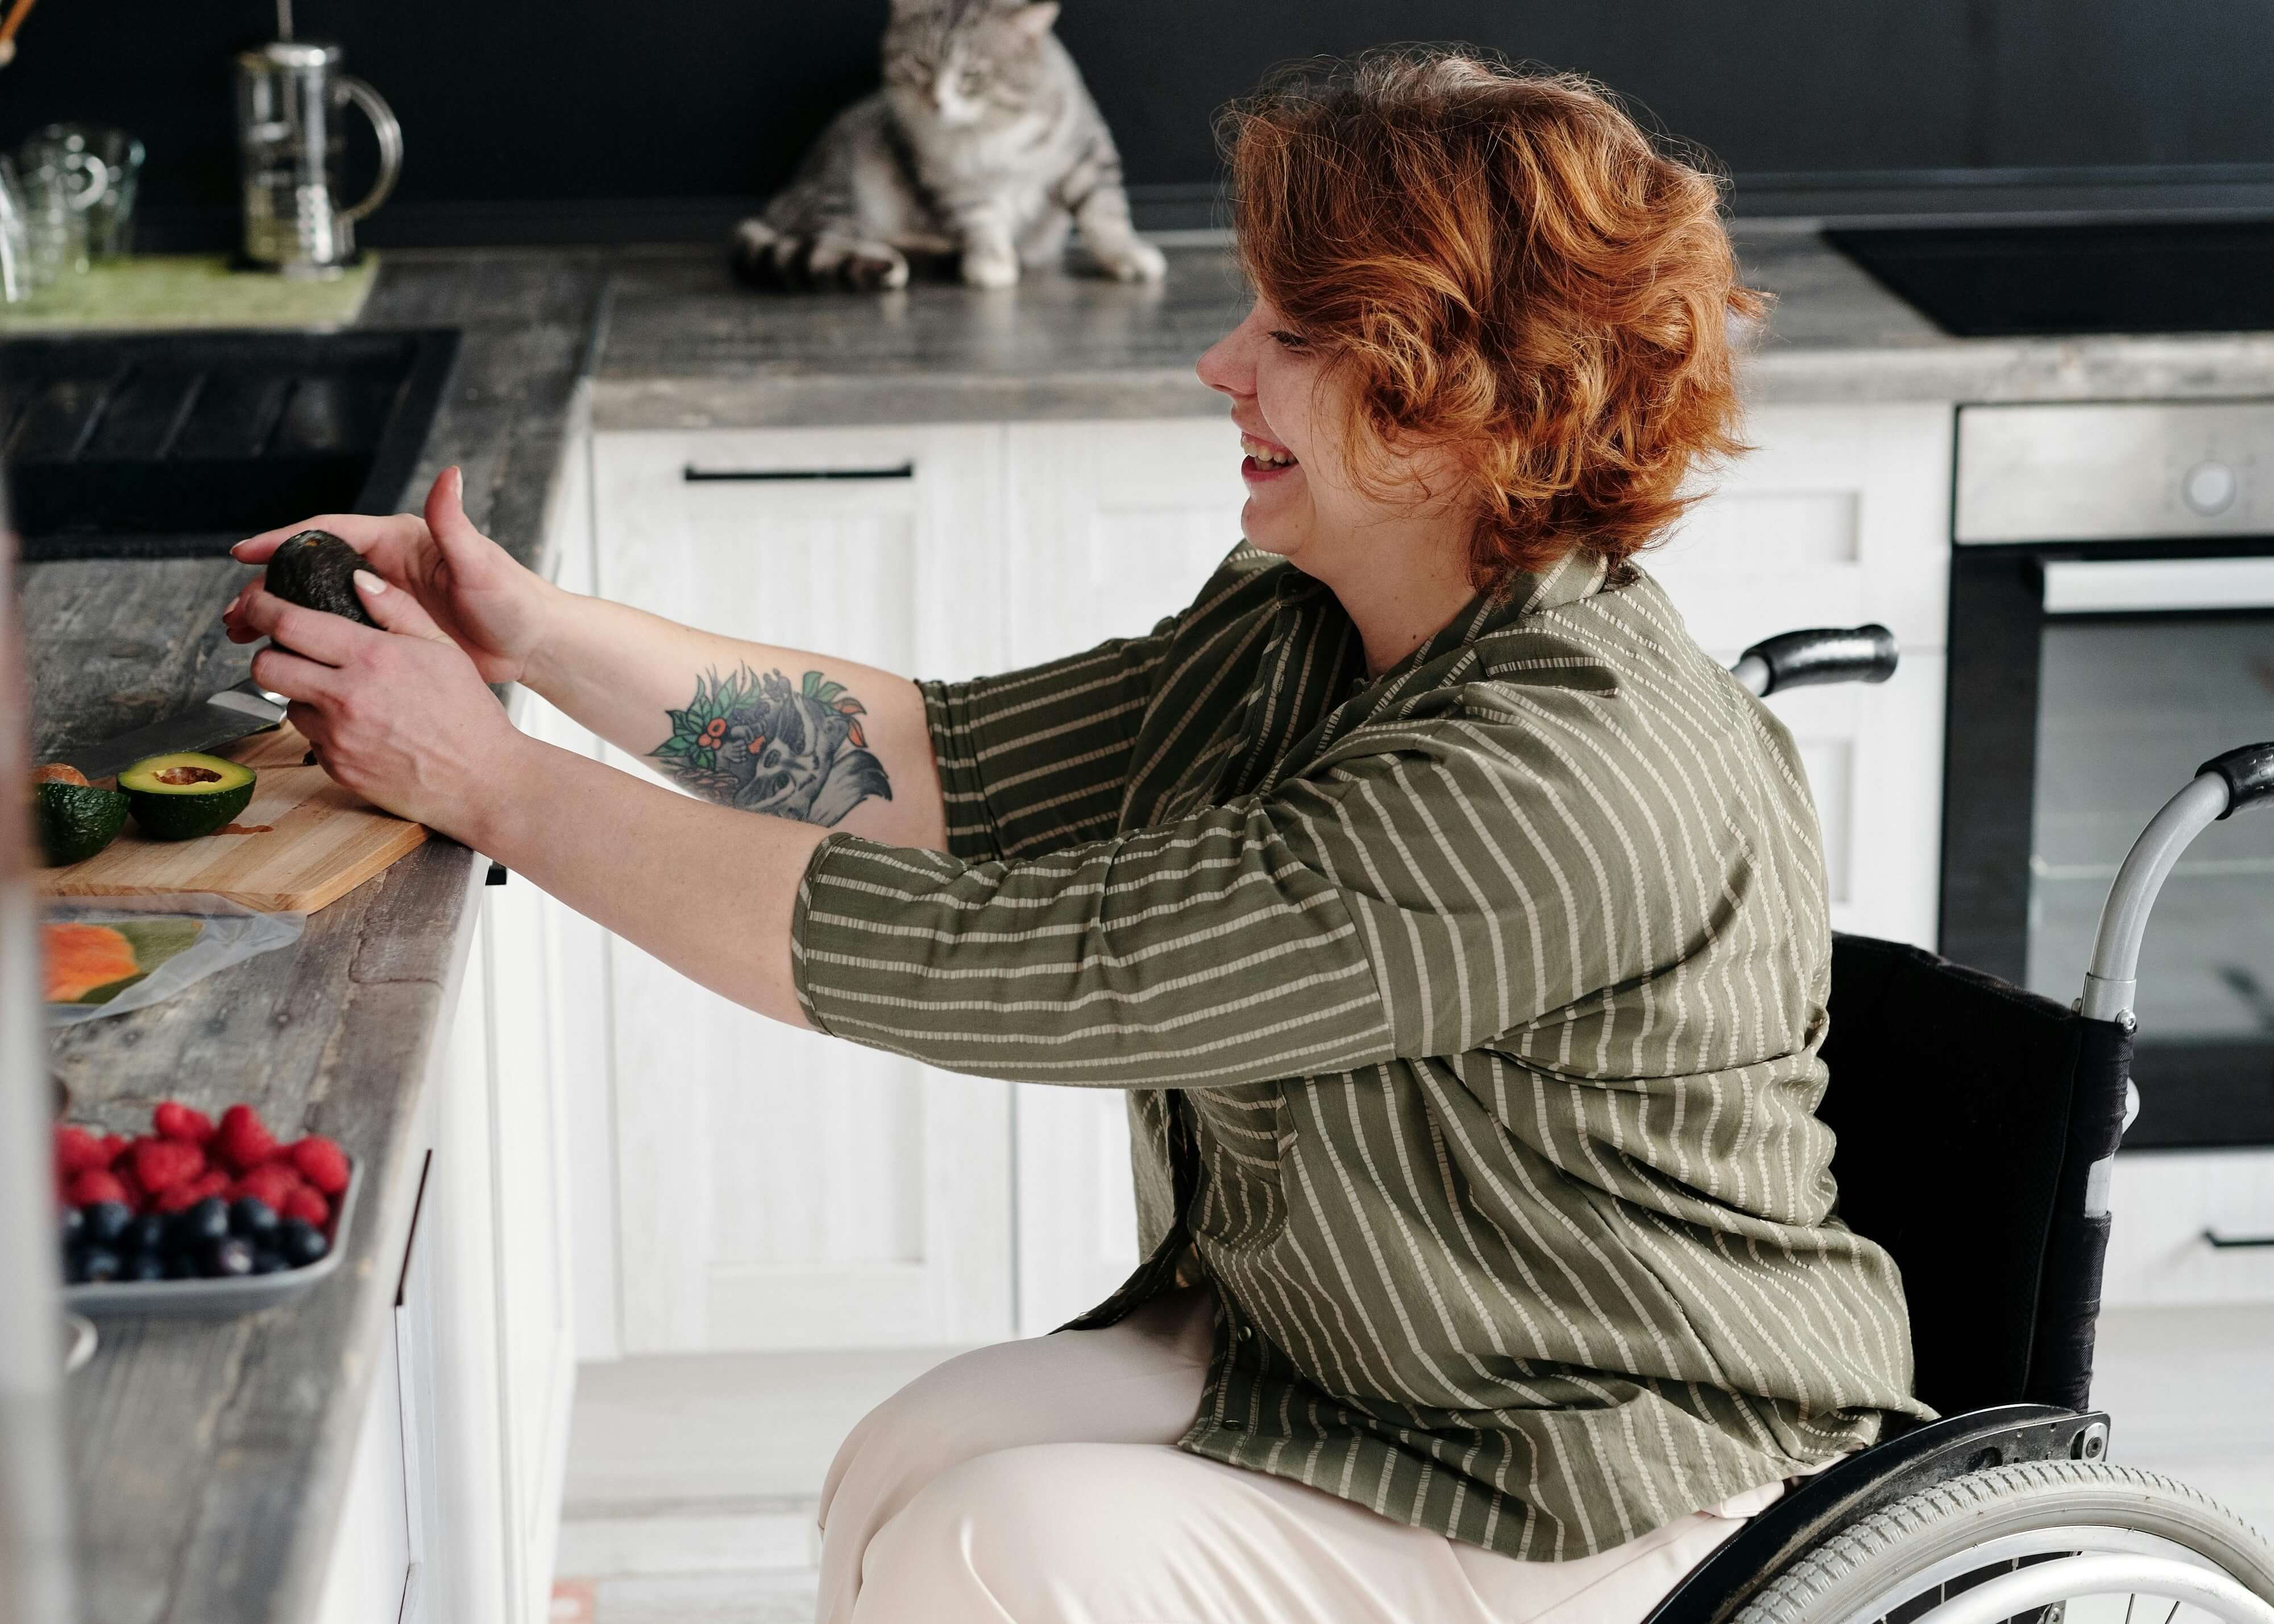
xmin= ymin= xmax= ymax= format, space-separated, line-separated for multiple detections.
xmin=1734 ymin=1460 xmax=2274 ymax=1624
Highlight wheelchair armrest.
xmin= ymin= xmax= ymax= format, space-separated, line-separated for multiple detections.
xmin=1638 ymin=1405 xmax=2110 ymax=1624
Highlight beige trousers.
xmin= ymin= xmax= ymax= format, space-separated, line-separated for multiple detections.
xmin=816 ymin=1287 xmax=1783 ymax=1624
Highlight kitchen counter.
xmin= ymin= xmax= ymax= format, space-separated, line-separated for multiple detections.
xmin=25 ymin=249 xmax=607 ymax=1624
xmin=591 ymin=231 xmax=2274 ymax=431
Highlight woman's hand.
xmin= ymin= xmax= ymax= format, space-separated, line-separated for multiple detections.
xmin=233 ymin=568 xmax=532 ymax=842
xmin=223 ymin=466 xmax=557 ymax=686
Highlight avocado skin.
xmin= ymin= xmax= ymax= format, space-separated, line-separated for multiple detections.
xmin=119 ymin=753 xmax=258 ymax=841
xmin=267 ymin=530 xmax=377 ymax=629
xmin=34 ymin=781 xmax=129 ymax=865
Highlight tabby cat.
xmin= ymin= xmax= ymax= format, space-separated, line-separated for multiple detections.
xmin=731 ymin=0 xmax=1165 ymax=291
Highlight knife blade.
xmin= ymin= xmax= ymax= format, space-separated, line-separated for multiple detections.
xmin=62 ymin=679 xmax=289 ymax=783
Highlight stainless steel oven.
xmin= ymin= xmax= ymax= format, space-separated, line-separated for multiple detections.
xmin=1942 ymin=400 xmax=2274 ymax=1149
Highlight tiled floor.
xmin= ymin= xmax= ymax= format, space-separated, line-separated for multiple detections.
xmin=553 ymin=1308 xmax=2274 ymax=1623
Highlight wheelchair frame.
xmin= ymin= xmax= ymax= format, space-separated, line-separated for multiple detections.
xmin=1632 ymin=626 xmax=2274 ymax=1624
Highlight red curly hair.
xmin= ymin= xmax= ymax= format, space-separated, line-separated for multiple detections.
xmin=1222 ymin=49 xmax=1767 ymax=591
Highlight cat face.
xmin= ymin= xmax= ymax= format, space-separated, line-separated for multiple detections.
xmin=884 ymin=0 xmax=1061 ymax=129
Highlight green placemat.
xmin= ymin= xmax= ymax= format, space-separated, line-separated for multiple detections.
xmin=0 ymin=254 xmax=377 ymax=331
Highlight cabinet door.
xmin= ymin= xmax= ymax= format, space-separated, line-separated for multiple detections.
xmin=1003 ymin=418 xmax=1247 ymax=1334
xmin=593 ymin=426 xmax=1015 ymax=1351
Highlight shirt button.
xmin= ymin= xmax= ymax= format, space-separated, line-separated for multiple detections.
xmin=1234 ymin=1323 xmax=1252 ymax=1341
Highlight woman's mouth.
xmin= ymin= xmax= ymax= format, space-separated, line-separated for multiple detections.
xmin=1240 ymin=433 xmax=1300 ymax=484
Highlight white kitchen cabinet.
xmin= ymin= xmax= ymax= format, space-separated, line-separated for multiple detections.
xmin=2101 ymin=1148 xmax=2274 ymax=1307
xmin=582 ymin=408 xmax=1960 ymax=1348
xmin=591 ymin=426 xmax=1016 ymax=1352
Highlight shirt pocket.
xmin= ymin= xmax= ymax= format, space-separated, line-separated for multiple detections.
xmin=1183 ymin=1081 xmax=1296 ymax=1249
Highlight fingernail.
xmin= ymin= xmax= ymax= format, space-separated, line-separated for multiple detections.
xmin=353 ymin=570 xmax=386 ymax=594
xmin=229 ymin=541 xmax=248 ymax=558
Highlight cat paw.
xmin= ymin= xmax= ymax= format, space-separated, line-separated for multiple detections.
xmin=843 ymin=248 xmax=910 ymax=292
xmin=960 ymin=245 xmax=1020 ymax=289
xmin=1097 ymin=238 xmax=1168 ymax=283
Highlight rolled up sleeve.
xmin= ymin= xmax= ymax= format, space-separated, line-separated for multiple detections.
xmin=789 ymin=778 xmax=1406 ymax=1090
xmin=920 ymin=616 xmax=1178 ymax=865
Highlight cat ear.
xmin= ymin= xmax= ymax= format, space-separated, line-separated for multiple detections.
xmin=1012 ymin=1 xmax=1060 ymax=35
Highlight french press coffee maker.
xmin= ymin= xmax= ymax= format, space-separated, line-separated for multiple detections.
xmin=235 ymin=41 xmax=400 ymax=277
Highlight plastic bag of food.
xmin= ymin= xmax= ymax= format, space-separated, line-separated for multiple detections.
xmin=43 ymin=894 xmax=303 ymax=1025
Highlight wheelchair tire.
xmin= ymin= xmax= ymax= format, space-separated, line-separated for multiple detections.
xmin=1732 ymin=1459 xmax=2274 ymax=1624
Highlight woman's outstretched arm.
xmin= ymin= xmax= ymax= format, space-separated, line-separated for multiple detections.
xmin=522 ymin=589 xmax=946 ymax=850
xmin=226 ymin=468 xmax=947 ymax=852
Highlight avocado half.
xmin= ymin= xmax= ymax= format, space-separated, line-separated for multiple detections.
xmin=119 ymin=753 xmax=257 ymax=841
xmin=31 ymin=766 xmax=129 ymax=865
xmin=267 ymin=529 xmax=377 ymax=632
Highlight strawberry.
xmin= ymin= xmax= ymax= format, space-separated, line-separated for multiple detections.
xmin=54 ymin=1125 xmax=106 ymax=1178
xmin=153 ymin=1102 xmax=217 ymax=1146
xmin=132 ymin=1137 xmax=205 ymax=1196
xmin=281 ymin=1187 xmax=331 ymax=1227
xmin=215 ymin=1104 xmax=279 ymax=1174
xmin=286 ymin=1137 xmax=350 ymax=1197
xmin=97 ymin=1134 xmax=130 ymax=1169
xmin=65 ymin=1169 xmax=129 ymax=1208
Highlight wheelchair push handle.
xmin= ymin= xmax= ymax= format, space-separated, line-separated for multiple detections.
xmin=2082 ymin=739 xmax=2274 ymax=1023
xmin=2199 ymin=742 xmax=2274 ymax=819
xmin=1732 ymin=624 xmax=1898 ymax=698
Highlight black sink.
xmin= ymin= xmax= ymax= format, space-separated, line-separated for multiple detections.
xmin=3 ymin=327 xmax=459 ymax=561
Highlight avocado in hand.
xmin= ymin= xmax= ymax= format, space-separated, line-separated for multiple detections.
xmin=119 ymin=753 xmax=257 ymax=841
xmin=30 ymin=763 xmax=129 ymax=865
xmin=265 ymin=529 xmax=377 ymax=633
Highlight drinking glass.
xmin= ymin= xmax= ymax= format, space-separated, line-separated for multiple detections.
xmin=18 ymin=124 xmax=141 ymax=260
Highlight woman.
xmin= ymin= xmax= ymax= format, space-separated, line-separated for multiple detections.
xmin=227 ymin=49 xmax=1925 ymax=1624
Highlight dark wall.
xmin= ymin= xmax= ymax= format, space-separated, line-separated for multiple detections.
xmin=5 ymin=1 xmax=2271 ymax=246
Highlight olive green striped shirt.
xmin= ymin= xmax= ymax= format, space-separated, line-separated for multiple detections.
xmin=789 ymin=542 xmax=1928 ymax=1561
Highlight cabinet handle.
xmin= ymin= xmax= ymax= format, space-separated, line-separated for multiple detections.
xmin=2201 ymin=1228 xmax=2274 ymax=1250
xmin=683 ymin=462 xmax=914 ymax=483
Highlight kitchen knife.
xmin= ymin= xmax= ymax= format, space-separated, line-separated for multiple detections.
xmin=61 ymin=679 xmax=289 ymax=783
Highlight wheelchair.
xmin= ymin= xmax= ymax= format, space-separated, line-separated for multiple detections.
xmin=1620 ymin=625 xmax=2274 ymax=1624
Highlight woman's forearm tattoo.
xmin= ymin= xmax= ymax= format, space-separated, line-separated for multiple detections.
xmin=649 ymin=665 xmax=891 ymax=825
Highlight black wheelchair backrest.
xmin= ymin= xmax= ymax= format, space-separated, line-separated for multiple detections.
xmin=1817 ymin=933 xmax=2134 ymax=1418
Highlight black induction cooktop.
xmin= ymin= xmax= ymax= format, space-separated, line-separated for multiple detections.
xmin=1824 ymin=217 xmax=2274 ymax=338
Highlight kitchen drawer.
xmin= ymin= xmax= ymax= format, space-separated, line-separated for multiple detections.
xmin=2100 ymin=1148 xmax=2274 ymax=1307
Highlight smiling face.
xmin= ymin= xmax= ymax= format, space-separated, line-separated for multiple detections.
xmin=1195 ymin=297 xmax=1460 ymax=583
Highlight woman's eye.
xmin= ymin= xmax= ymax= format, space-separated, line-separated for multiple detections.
xmin=1267 ymin=329 xmax=1311 ymax=352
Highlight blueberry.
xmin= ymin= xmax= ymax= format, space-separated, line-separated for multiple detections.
xmin=229 ymin=1197 xmax=279 ymax=1240
xmin=59 ymin=1206 xmax=85 ymax=1245
xmin=163 ymin=1251 xmax=198 ymax=1280
xmin=173 ymin=1197 xmax=230 ymax=1248
xmin=126 ymin=1214 xmax=170 ymax=1255
xmin=61 ymin=1244 xmax=88 ymax=1285
xmin=127 ymin=1253 xmax=168 ymax=1282
xmin=251 ymin=1250 xmax=289 ymax=1276
xmin=199 ymin=1236 xmax=255 ymax=1279
xmin=79 ymin=1247 xmax=123 ymax=1284
xmin=277 ymin=1220 xmax=328 ymax=1268
xmin=81 ymin=1200 xmax=134 ymax=1247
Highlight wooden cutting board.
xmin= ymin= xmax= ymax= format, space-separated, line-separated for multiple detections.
xmin=38 ymin=724 xmax=428 ymax=913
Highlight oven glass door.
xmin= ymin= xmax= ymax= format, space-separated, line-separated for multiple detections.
xmin=2027 ymin=589 xmax=2274 ymax=1147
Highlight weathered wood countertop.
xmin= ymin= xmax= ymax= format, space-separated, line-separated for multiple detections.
xmin=27 ymin=250 xmax=608 ymax=1624
xmin=590 ymin=231 xmax=2274 ymax=432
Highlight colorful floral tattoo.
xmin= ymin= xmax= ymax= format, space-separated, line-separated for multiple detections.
xmin=649 ymin=665 xmax=890 ymax=825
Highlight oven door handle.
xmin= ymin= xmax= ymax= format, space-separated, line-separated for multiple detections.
xmin=2041 ymin=556 xmax=2274 ymax=616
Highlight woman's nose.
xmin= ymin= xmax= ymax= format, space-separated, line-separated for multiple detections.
xmin=1196 ymin=327 xmax=1254 ymax=399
